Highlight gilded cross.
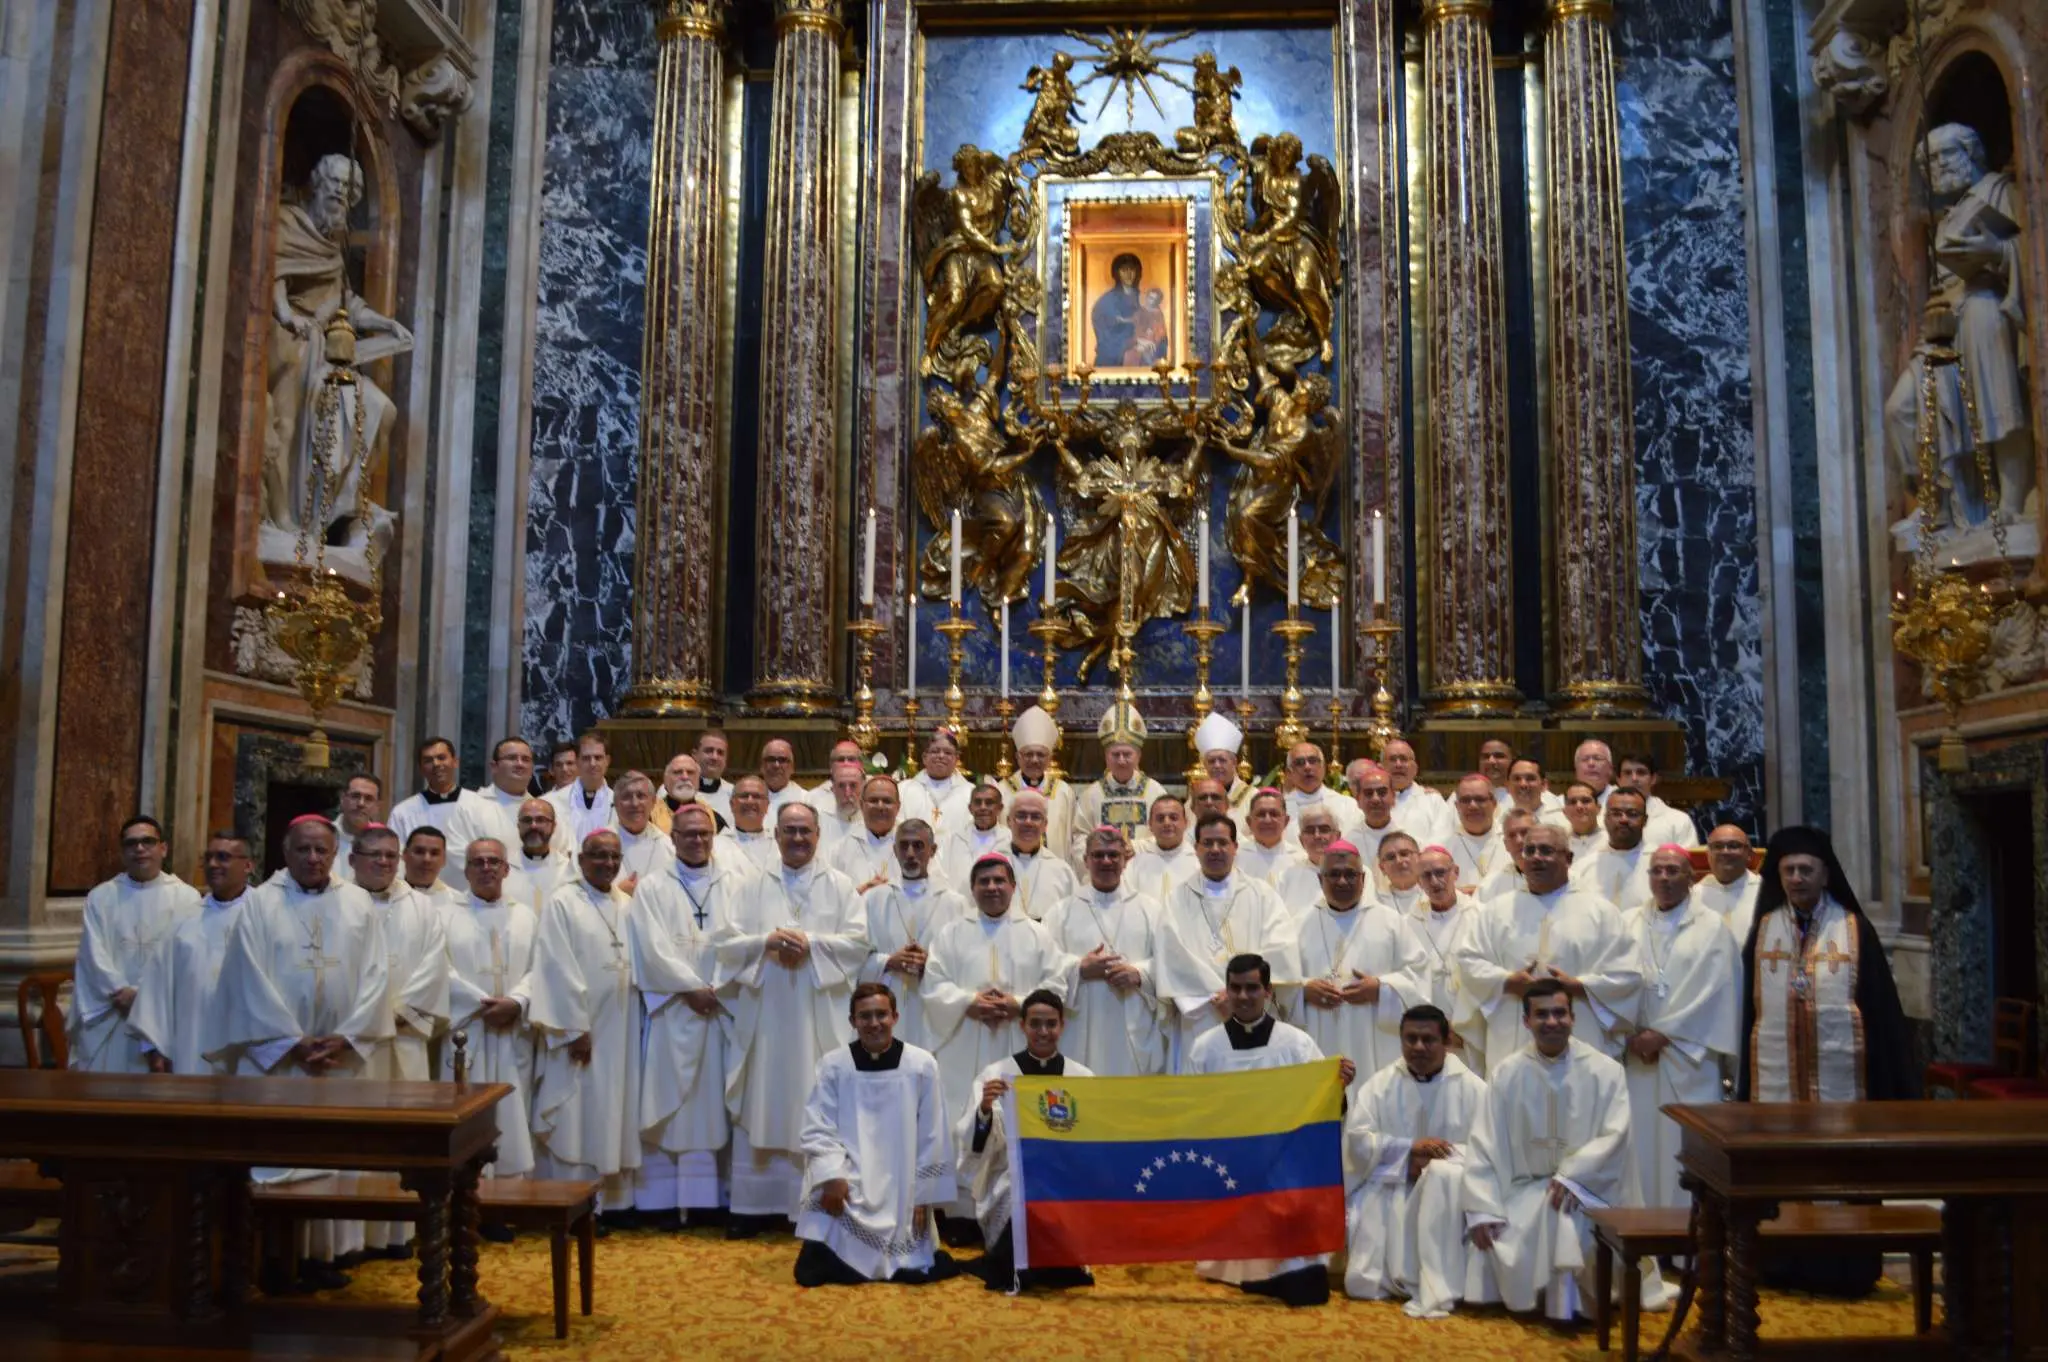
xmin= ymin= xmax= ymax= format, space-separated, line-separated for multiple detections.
xmin=604 ymin=937 xmax=632 ymax=996
xmin=299 ymin=919 xmax=344 ymax=1005
xmin=1814 ymin=940 xmax=1852 ymax=976
xmin=1756 ymin=945 xmax=1794 ymax=975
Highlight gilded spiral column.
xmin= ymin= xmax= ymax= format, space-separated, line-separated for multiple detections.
xmin=1546 ymin=0 xmax=1653 ymax=716
xmin=622 ymin=0 xmax=729 ymax=716
xmin=1420 ymin=0 xmax=1522 ymax=716
xmin=747 ymin=0 xmax=843 ymax=713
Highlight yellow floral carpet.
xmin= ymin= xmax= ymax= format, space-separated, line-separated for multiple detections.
xmin=331 ymin=1227 xmax=1930 ymax=1361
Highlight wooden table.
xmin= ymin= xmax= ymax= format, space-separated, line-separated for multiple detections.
xmin=1669 ymin=1100 xmax=2048 ymax=1360
xmin=0 ymin=1070 xmax=511 ymax=1360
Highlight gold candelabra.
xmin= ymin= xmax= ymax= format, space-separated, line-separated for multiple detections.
xmin=1360 ymin=604 xmax=1403 ymax=758
xmin=1027 ymin=615 xmax=1068 ymax=783
xmin=993 ymin=695 xmax=1016 ymax=781
xmin=901 ymin=694 xmax=923 ymax=777
xmin=846 ymin=616 xmax=883 ymax=754
xmin=935 ymin=600 xmax=977 ymax=734
xmin=1271 ymin=609 xmax=1315 ymax=752
xmin=1327 ymin=694 xmax=1344 ymax=769
xmin=1182 ymin=612 xmax=1225 ymax=785
xmin=1233 ymin=693 xmax=1256 ymax=786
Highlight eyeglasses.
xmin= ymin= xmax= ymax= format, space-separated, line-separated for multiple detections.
xmin=121 ymin=836 xmax=163 ymax=850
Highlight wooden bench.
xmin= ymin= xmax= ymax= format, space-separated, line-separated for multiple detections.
xmin=1588 ymin=1203 xmax=1939 ymax=1362
xmin=252 ymin=1173 xmax=597 ymax=1339
xmin=0 ymin=1159 xmax=63 ymax=1237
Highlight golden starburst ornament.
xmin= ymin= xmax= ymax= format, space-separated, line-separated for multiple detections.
xmin=1062 ymin=27 xmax=1198 ymax=123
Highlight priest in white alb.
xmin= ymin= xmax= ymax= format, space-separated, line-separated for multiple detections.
xmin=1570 ymin=788 xmax=1653 ymax=910
xmin=511 ymin=797 xmax=574 ymax=910
xmin=934 ymin=781 xmax=1008 ymax=892
xmin=1155 ymin=813 xmax=1301 ymax=1062
xmin=715 ymin=802 xmax=871 ymax=1234
xmin=1001 ymin=790 xmax=1077 ymax=919
xmin=351 ymin=826 xmax=449 ymax=1083
xmin=444 ymin=738 xmax=565 ymax=885
xmin=1040 ymin=826 xmax=1168 ymax=1076
xmin=545 ymin=731 xmax=616 ymax=846
xmin=525 ymin=831 xmax=642 ymax=1214
xmin=829 ymin=774 xmax=908 ymax=891
xmin=1239 ymin=789 xmax=1309 ymax=887
xmin=1127 ymin=795 xmax=1199 ymax=904
xmin=1288 ymin=841 xmax=1427 ymax=1092
xmin=1410 ymin=845 xmax=1487 ymax=1072
xmin=440 ymin=835 xmax=538 ymax=1184
xmin=1443 ymin=775 xmax=1508 ymax=894
xmin=857 ymin=818 xmax=963 ymax=1050
xmin=902 ymin=727 xmax=973 ymax=835
xmin=72 ymin=816 xmax=202 ymax=1072
xmin=1276 ymin=806 xmax=1357 ymax=914
xmin=612 ymin=771 xmax=677 ymax=892
xmin=1623 ymin=845 xmax=1740 ymax=1209
xmin=1281 ymin=742 xmax=1364 ymax=838
xmin=629 ymin=804 xmax=735 ymax=1220
xmin=1478 ymin=809 xmax=1534 ymax=903
xmin=1463 ymin=980 xmax=1669 ymax=1322
xmin=134 ymin=831 xmax=254 ymax=1076
xmin=1694 ymin=824 xmax=1761 ymax=943
xmin=718 ymin=774 xmax=781 ymax=876
xmin=1342 ymin=1004 xmax=1490 ymax=1316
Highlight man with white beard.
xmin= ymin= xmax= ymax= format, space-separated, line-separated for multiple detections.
xmin=72 ymin=815 xmax=202 ymax=1072
xmin=1380 ymin=740 xmax=1449 ymax=844
xmin=1693 ymin=824 xmax=1762 ymax=943
xmin=813 ymin=764 xmax=867 ymax=853
xmin=1622 ymin=845 xmax=1739 ymax=1209
xmin=135 ymin=831 xmax=254 ymax=1076
xmin=651 ymin=751 xmax=725 ymax=835
xmin=1456 ymin=825 xmax=1641 ymax=1065
xmin=1411 ymin=846 xmax=1487 ymax=1071
xmin=715 ymin=803 xmax=870 ymax=1236
xmin=1343 ymin=1005 xmax=1489 ymax=1315
xmin=857 ymin=819 xmax=964 ymax=1050
xmin=1478 ymin=810 xmax=1534 ymax=903
xmin=829 ymin=774 xmax=906 ymax=891
xmin=718 ymin=774 xmax=781 ymax=876
xmin=935 ymin=782 xmax=1008 ymax=892
xmin=511 ymin=797 xmax=574 ymax=910
xmin=526 ymin=832 xmax=642 ymax=1217
xmin=1040 ymin=826 xmax=1167 ymax=1076
xmin=440 ymin=836 xmax=538 ymax=1194
xmin=1288 ymin=841 xmax=1427 ymax=1094
xmin=1003 ymin=791 xmax=1078 ymax=921
xmin=1570 ymin=787 xmax=1653 ymax=910
xmin=1444 ymin=775 xmax=1508 ymax=893
xmin=545 ymin=731 xmax=616 ymax=846
xmin=630 ymin=805 xmax=734 ymax=1224
xmin=804 ymin=740 xmax=868 ymax=819
xmin=1155 ymin=814 xmax=1301 ymax=1062
xmin=1127 ymin=795 xmax=1199 ymax=904
xmin=612 ymin=771 xmax=676 ymax=893
xmin=1463 ymin=980 xmax=1669 ymax=1323
xmin=1239 ymin=789 xmax=1308 ymax=887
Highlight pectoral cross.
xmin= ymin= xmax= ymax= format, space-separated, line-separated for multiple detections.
xmin=604 ymin=937 xmax=632 ymax=996
xmin=1756 ymin=945 xmax=1794 ymax=976
xmin=299 ymin=919 xmax=344 ymax=1005
xmin=1814 ymin=940 xmax=1852 ymax=976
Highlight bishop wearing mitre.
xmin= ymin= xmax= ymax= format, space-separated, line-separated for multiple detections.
xmin=1069 ymin=700 xmax=1166 ymax=864
xmin=1287 ymin=841 xmax=1428 ymax=1093
xmin=1039 ymin=826 xmax=1168 ymax=1076
xmin=999 ymin=705 xmax=1075 ymax=865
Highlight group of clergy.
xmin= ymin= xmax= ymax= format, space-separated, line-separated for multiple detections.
xmin=66 ymin=699 xmax=1915 ymax=1319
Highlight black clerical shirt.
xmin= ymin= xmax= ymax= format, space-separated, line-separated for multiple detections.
xmin=850 ymin=1039 xmax=905 ymax=1072
xmin=1224 ymin=1013 xmax=1277 ymax=1050
xmin=972 ymin=1050 xmax=1068 ymax=1152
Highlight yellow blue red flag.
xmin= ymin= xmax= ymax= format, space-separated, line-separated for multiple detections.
xmin=1005 ymin=1060 xmax=1346 ymax=1268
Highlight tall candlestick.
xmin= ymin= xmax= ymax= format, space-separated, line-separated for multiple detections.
xmin=1197 ymin=508 xmax=1211 ymax=611
xmin=1043 ymin=513 xmax=1058 ymax=608
xmin=861 ymin=507 xmax=877 ymax=607
xmin=1240 ymin=590 xmax=1252 ymax=697
xmin=1000 ymin=597 xmax=1010 ymax=698
xmin=949 ymin=509 xmax=963 ymax=604
xmin=907 ymin=591 xmax=918 ymax=695
xmin=1286 ymin=504 xmax=1300 ymax=607
xmin=1372 ymin=509 xmax=1387 ymax=606
xmin=1332 ymin=594 xmax=1342 ymax=694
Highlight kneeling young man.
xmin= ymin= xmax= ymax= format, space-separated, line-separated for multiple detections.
xmin=794 ymin=982 xmax=960 ymax=1286
xmin=1185 ymin=953 xmax=1355 ymax=1307
xmin=1343 ymin=1003 xmax=1489 ymax=1315
xmin=956 ymin=989 xmax=1096 ymax=1291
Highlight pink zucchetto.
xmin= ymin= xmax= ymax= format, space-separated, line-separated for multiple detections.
xmin=1323 ymin=839 xmax=1361 ymax=857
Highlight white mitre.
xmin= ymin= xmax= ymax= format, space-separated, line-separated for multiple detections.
xmin=1193 ymin=710 xmax=1243 ymax=758
xmin=1012 ymin=704 xmax=1060 ymax=752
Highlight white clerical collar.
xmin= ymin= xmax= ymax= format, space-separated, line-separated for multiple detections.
xmin=901 ymin=877 xmax=929 ymax=898
xmin=1252 ymin=838 xmax=1285 ymax=854
xmin=1155 ymin=842 xmax=1186 ymax=858
xmin=1364 ymin=818 xmax=1391 ymax=834
xmin=1534 ymin=884 xmax=1569 ymax=906
xmin=1653 ymin=902 xmax=1687 ymax=930
xmin=1090 ymin=885 xmax=1122 ymax=908
xmin=970 ymin=826 xmax=998 ymax=845
xmin=735 ymin=827 xmax=767 ymax=841
xmin=469 ymin=892 xmax=507 ymax=910
xmin=864 ymin=828 xmax=892 ymax=847
xmin=122 ymin=872 xmax=165 ymax=889
xmin=678 ymin=860 xmax=712 ymax=885
xmin=1201 ymin=874 xmax=1232 ymax=897
xmin=204 ymin=891 xmax=246 ymax=913
xmin=287 ymin=876 xmax=331 ymax=896
xmin=1322 ymin=898 xmax=1361 ymax=916
xmin=483 ymin=784 xmax=523 ymax=804
xmin=620 ymin=822 xmax=654 ymax=842
xmin=1385 ymin=886 xmax=1419 ymax=909
xmin=1534 ymin=1043 xmax=1571 ymax=1067
xmin=978 ymin=910 xmax=1010 ymax=932
xmin=781 ymin=863 xmax=814 ymax=887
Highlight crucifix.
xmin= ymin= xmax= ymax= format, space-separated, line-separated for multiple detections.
xmin=299 ymin=918 xmax=344 ymax=1005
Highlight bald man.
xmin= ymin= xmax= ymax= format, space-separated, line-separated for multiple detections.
xmin=1282 ymin=742 xmax=1364 ymax=839
xmin=1692 ymin=824 xmax=1761 ymax=943
xmin=758 ymin=739 xmax=807 ymax=819
xmin=1444 ymin=775 xmax=1507 ymax=893
xmin=1379 ymin=740 xmax=1450 ymax=844
xmin=511 ymin=797 xmax=575 ymax=910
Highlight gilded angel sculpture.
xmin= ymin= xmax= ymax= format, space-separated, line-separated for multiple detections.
xmin=1020 ymin=53 xmax=1084 ymax=159
xmin=1214 ymin=362 xmax=1342 ymax=609
xmin=1175 ymin=52 xmax=1243 ymax=154
xmin=1242 ymin=132 xmax=1341 ymax=365
xmin=911 ymin=146 xmax=1019 ymax=377
xmin=913 ymin=377 xmax=1050 ymax=610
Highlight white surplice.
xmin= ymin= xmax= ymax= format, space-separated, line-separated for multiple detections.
xmin=1007 ymin=848 xmax=1077 ymax=922
xmin=1343 ymin=1054 xmax=1489 ymax=1315
xmin=1238 ymin=839 xmax=1308 ymax=889
xmin=545 ymin=780 xmax=617 ymax=847
xmin=1185 ymin=1016 xmax=1328 ymax=1286
xmin=1462 ymin=1037 xmax=1666 ymax=1320
xmin=1477 ymin=865 xmax=1524 ymax=904
xmin=71 ymin=872 xmax=202 ymax=1072
xmin=616 ymin=821 xmax=676 ymax=888
xmin=921 ymin=909 xmax=1070 ymax=1143
xmin=858 ymin=878 xmax=969 ymax=1050
xmin=1155 ymin=873 xmax=1303 ymax=1061
xmin=131 ymin=890 xmax=245 ymax=1076
xmin=999 ymin=774 xmax=1076 ymax=870
xmin=1444 ymin=827 xmax=1507 ymax=891
xmin=630 ymin=858 xmax=737 ymax=1211
xmin=1456 ymin=887 xmax=1642 ymax=1063
xmin=795 ymin=1042 xmax=956 ymax=1280
xmin=388 ymin=789 xmax=471 ymax=848
xmin=957 ymin=1052 xmax=1094 ymax=1249
xmin=718 ymin=827 xmax=780 ymax=878
xmin=827 ymin=825 xmax=903 ymax=891
xmin=1693 ymin=870 xmax=1761 ymax=946
xmin=1401 ymin=895 xmax=1487 ymax=1074
xmin=904 ymin=770 xmax=974 ymax=838
xmin=1286 ymin=900 xmax=1429 ymax=1092
xmin=714 ymin=861 xmax=870 ymax=1216
xmin=1040 ymin=885 xmax=1168 ymax=1076
xmin=509 ymin=848 xmax=574 ymax=914
xmin=365 ymin=882 xmax=450 ymax=1081
xmin=440 ymin=891 xmax=538 ymax=1177
xmin=1571 ymin=842 xmax=1653 ymax=911
xmin=1127 ymin=841 xmax=1200 ymax=908
xmin=1389 ymin=786 xmax=1450 ymax=844
xmin=1622 ymin=899 xmax=1740 ymax=1208
xmin=526 ymin=876 xmax=642 ymax=1207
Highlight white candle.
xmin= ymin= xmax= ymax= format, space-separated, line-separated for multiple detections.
xmin=1331 ymin=593 xmax=1342 ymax=694
xmin=1000 ymin=598 xmax=1010 ymax=698
xmin=861 ymin=508 xmax=876 ymax=607
xmin=1043 ymin=513 xmax=1058 ymax=608
xmin=949 ymin=509 xmax=963 ymax=604
xmin=1286 ymin=504 xmax=1300 ymax=608
xmin=907 ymin=592 xmax=918 ymax=694
xmin=1198 ymin=509 xmax=1210 ymax=611
xmin=1372 ymin=509 xmax=1387 ymax=607
xmin=1240 ymin=591 xmax=1251 ymax=697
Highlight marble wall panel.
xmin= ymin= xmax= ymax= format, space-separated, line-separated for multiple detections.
xmin=520 ymin=0 xmax=653 ymax=742
xmin=1616 ymin=0 xmax=1765 ymax=832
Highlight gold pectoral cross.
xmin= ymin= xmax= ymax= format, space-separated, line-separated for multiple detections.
xmin=606 ymin=939 xmax=632 ymax=996
xmin=299 ymin=919 xmax=344 ymax=1005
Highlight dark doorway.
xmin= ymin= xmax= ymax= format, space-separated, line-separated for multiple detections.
xmin=1967 ymin=791 xmax=2039 ymax=1007
xmin=264 ymin=781 xmax=340 ymax=878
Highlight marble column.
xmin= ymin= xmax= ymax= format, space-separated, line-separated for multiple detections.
xmin=747 ymin=0 xmax=842 ymax=713
xmin=623 ymin=0 xmax=729 ymax=716
xmin=1545 ymin=0 xmax=1653 ymax=716
xmin=1420 ymin=0 xmax=1521 ymax=716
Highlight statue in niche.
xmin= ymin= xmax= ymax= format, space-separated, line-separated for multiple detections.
xmin=913 ymin=371 xmax=1050 ymax=610
xmin=912 ymin=146 xmax=1018 ymax=378
xmin=1885 ymin=122 xmax=2035 ymax=535
xmin=1019 ymin=53 xmax=1083 ymax=159
xmin=1175 ymin=52 xmax=1242 ymax=155
xmin=261 ymin=152 xmax=411 ymax=578
xmin=1215 ymin=361 xmax=1342 ymax=609
xmin=1242 ymin=132 xmax=1341 ymax=368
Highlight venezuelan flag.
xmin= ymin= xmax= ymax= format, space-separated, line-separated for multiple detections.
xmin=1006 ymin=1060 xmax=1346 ymax=1268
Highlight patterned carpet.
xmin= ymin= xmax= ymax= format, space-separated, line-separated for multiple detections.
xmin=326 ymin=1226 xmax=1931 ymax=1361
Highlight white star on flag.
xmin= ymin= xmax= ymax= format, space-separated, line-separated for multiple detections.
xmin=1169 ymin=1151 xmax=1182 ymax=1163
xmin=1153 ymin=1157 xmax=1167 ymax=1170
xmin=1224 ymin=1177 xmax=1238 ymax=1190
xmin=1201 ymin=1155 xmax=1215 ymax=1168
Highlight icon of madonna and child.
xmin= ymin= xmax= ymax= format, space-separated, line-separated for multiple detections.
xmin=1090 ymin=252 xmax=1173 ymax=370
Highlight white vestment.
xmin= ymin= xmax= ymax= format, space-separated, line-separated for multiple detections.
xmin=1693 ymin=870 xmax=1761 ymax=946
xmin=1155 ymin=873 xmax=1302 ymax=1060
xmin=1006 ymin=848 xmax=1077 ymax=922
xmin=388 ymin=790 xmax=471 ymax=848
xmin=1126 ymin=840 xmax=1199 ymax=906
xmin=1445 ymin=828 xmax=1507 ymax=891
xmin=935 ymin=824 xmax=1009 ymax=895
xmin=71 ymin=872 xmax=202 ymax=1072
xmin=509 ymin=848 xmax=574 ymax=913
xmin=1478 ymin=865 xmax=1524 ymax=903
xmin=696 ymin=778 xmax=734 ymax=823
xmin=1623 ymin=899 xmax=1740 ymax=1208
xmin=904 ymin=770 xmax=973 ymax=837
xmin=444 ymin=784 xmax=570 ymax=886
xmin=616 ymin=822 xmax=676 ymax=888
xmin=795 ymin=1043 xmax=956 ymax=1279
xmin=545 ymin=781 xmax=617 ymax=847
xmin=1402 ymin=896 xmax=1487 ymax=1073
xmin=714 ymin=862 xmax=869 ymax=1216
xmin=526 ymin=877 xmax=642 ymax=1206
xmin=440 ymin=891 xmax=538 ymax=1177
xmin=1041 ymin=885 xmax=1169 ymax=1076
xmin=1463 ymin=1038 xmax=1666 ymax=1320
xmin=1390 ymin=786 xmax=1450 ymax=843
xmin=1286 ymin=901 xmax=1429 ymax=1092
xmin=1572 ymin=842 xmax=1653 ymax=911
xmin=719 ymin=827 xmax=780 ymax=877
xmin=1070 ymin=775 xmax=1167 ymax=865
xmin=921 ymin=909 xmax=1070 ymax=1142
xmin=1456 ymin=887 xmax=1641 ymax=1062
xmin=1185 ymin=1017 xmax=1328 ymax=1285
xmin=132 ymin=891 xmax=245 ymax=1075
xmin=630 ymin=859 xmax=737 ymax=1211
xmin=828 ymin=825 xmax=904 ymax=891
xmin=1285 ymin=786 xmax=1364 ymax=838
xmin=858 ymin=878 xmax=969 ymax=1049
xmin=1568 ymin=828 xmax=1608 ymax=862
xmin=1747 ymin=897 xmax=1866 ymax=1102
xmin=957 ymin=1053 xmax=1095 ymax=1247
xmin=1352 ymin=821 xmax=1400 ymax=864
xmin=999 ymin=774 xmax=1076 ymax=870
xmin=763 ymin=781 xmax=807 ymax=820
xmin=1501 ymin=792 xmax=1565 ymax=831
xmin=1238 ymin=839 xmax=1307 ymax=889
xmin=1343 ymin=1054 xmax=1490 ymax=1315
xmin=1642 ymin=796 xmax=1695 ymax=850
xmin=367 ymin=883 xmax=450 ymax=1081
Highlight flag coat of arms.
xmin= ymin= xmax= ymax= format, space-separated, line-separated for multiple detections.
xmin=1003 ymin=1059 xmax=1346 ymax=1267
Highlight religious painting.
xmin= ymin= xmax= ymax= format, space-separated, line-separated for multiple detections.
xmin=1065 ymin=201 xmax=1189 ymax=375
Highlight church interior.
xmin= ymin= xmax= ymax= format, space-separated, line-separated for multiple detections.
xmin=3 ymin=0 xmax=2048 ymax=1357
